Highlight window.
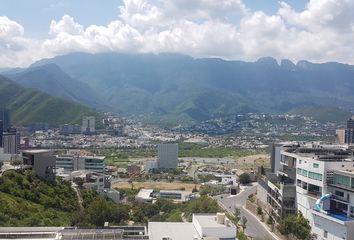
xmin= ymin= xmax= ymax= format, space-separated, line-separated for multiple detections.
xmin=313 ymin=163 xmax=319 ymax=168
xmin=297 ymin=168 xmax=308 ymax=177
xmin=333 ymin=174 xmax=350 ymax=187
xmin=299 ymin=160 xmax=302 ymax=164
xmin=335 ymin=190 xmax=344 ymax=197
xmin=308 ymin=171 xmax=323 ymax=181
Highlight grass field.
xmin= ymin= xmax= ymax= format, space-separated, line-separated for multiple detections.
xmin=113 ymin=181 xmax=199 ymax=191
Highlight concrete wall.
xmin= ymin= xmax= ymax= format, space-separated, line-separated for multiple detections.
xmin=257 ymin=179 xmax=268 ymax=205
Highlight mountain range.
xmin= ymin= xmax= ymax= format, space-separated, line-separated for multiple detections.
xmin=0 ymin=75 xmax=100 ymax=126
xmin=3 ymin=52 xmax=354 ymax=125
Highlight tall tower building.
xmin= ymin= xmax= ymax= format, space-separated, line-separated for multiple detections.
xmin=345 ymin=116 xmax=354 ymax=144
xmin=157 ymin=143 xmax=178 ymax=169
xmin=81 ymin=116 xmax=96 ymax=135
xmin=3 ymin=128 xmax=20 ymax=154
xmin=0 ymin=120 xmax=3 ymax=148
xmin=0 ymin=108 xmax=10 ymax=131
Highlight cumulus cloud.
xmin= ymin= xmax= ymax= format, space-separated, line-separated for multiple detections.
xmin=0 ymin=0 xmax=354 ymax=67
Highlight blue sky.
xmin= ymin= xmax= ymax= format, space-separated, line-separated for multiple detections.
xmin=0 ymin=0 xmax=308 ymax=38
xmin=0 ymin=0 xmax=353 ymax=67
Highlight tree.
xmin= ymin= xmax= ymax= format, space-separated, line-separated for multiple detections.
xmin=267 ymin=215 xmax=275 ymax=231
xmin=241 ymin=216 xmax=248 ymax=230
xmin=234 ymin=208 xmax=241 ymax=227
xmin=257 ymin=206 xmax=263 ymax=215
xmin=239 ymin=173 xmax=251 ymax=185
xmin=237 ymin=231 xmax=249 ymax=240
xmin=73 ymin=177 xmax=84 ymax=188
xmin=278 ymin=213 xmax=314 ymax=240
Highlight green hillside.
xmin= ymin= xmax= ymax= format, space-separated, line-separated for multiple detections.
xmin=0 ymin=169 xmax=130 ymax=227
xmin=0 ymin=170 xmax=79 ymax=226
xmin=0 ymin=75 xmax=101 ymax=126
xmin=290 ymin=106 xmax=352 ymax=123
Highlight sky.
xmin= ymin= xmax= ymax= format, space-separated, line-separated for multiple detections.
xmin=0 ymin=0 xmax=353 ymax=68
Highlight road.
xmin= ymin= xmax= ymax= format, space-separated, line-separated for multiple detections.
xmin=214 ymin=184 xmax=277 ymax=240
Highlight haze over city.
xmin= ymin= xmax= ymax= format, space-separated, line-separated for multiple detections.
xmin=1 ymin=1 xmax=354 ymax=240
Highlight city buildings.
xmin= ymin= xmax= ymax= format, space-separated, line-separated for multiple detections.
xmin=56 ymin=152 xmax=105 ymax=173
xmin=148 ymin=213 xmax=236 ymax=240
xmin=0 ymin=108 xmax=11 ymax=131
xmin=2 ymin=128 xmax=20 ymax=154
xmin=257 ymin=142 xmax=297 ymax=221
xmin=59 ymin=124 xmax=81 ymax=135
xmin=82 ymin=116 xmax=96 ymax=135
xmin=22 ymin=150 xmax=56 ymax=182
xmin=157 ymin=143 xmax=178 ymax=169
xmin=74 ymin=171 xmax=121 ymax=203
xmin=336 ymin=116 xmax=354 ymax=145
xmin=258 ymin=142 xmax=354 ymax=240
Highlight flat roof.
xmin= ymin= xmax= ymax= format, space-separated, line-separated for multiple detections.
xmin=22 ymin=149 xmax=52 ymax=154
xmin=136 ymin=189 xmax=154 ymax=200
xmin=0 ymin=227 xmax=64 ymax=233
xmin=148 ymin=222 xmax=199 ymax=240
xmin=194 ymin=214 xmax=232 ymax=228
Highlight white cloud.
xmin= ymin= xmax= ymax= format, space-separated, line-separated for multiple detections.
xmin=49 ymin=15 xmax=84 ymax=35
xmin=0 ymin=0 xmax=354 ymax=67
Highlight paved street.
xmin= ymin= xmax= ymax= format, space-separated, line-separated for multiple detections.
xmin=214 ymin=184 xmax=277 ymax=240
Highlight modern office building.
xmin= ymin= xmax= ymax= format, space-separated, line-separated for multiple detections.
xmin=56 ymin=153 xmax=105 ymax=173
xmin=345 ymin=117 xmax=354 ymax=144
xmin=22 ymin=150 xmax=56 ymax=182
xmin=336 ymin=129 xmax=345 ymax=144
xmin=148 ymin=213 xmax=236 ymax=240
xmin=2 ymin=128 xmax=20 ymax=154
xmin=336 ymin=116 xmax=354 ymax=145
xmin=82 ymin=116 xmax=96 ymax=135
xmin=157 ymin=143 xmax=178 ymax=169
xmin=0 ymin=108 xmax=10 ymax=131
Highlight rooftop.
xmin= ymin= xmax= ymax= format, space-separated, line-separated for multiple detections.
xmin=194 ymin=214 xmax=230 ymax=228
xmin=136 ymin=189 xmax=154 ymax=201
xmin=148 ymin=222 xmax=198 ymax=240
xmin=22 ymin=149 xmax=52 ymax=154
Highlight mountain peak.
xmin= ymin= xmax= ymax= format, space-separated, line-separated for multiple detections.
xmin=280 ymin=59 xmax=296 ymax=70
xmin=256 ymin=57 xmax=279 ymax=67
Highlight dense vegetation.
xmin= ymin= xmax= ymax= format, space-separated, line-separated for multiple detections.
xmin=278 ymin=213 xmax=314 ymax=240
xmin=130 ymin=195 xmax=222 ymax=223
xmin=0 ymin=75 xmax=101 ymax=126
xmin=0 ymin=170 xmax=79 ymax=226
xmin=0 ymin=170 xmax=223 ymax=227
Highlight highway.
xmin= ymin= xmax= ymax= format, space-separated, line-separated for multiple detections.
xmin=214 ymin=184 xmax=278 ymax=240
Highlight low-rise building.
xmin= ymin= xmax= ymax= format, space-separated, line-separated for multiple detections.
xmin=56 ymin=153 xmax=105 ymax=173
xmin=22 ymin=150 xmax=56 ymax=182
xmin=148 ymin=213 xmax=236 ymax=240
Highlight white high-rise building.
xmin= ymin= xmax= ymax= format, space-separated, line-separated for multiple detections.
xmin=157 ymin=143 xmax=178 ymax=169
xmin=81 ymin=116 xmax=95 ymax=135
xmin=280 ymin=144 xmax=354 ymax=240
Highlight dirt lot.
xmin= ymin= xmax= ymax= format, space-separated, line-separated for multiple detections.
xmin=113 ymin=181 xmax=199 ymax=191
